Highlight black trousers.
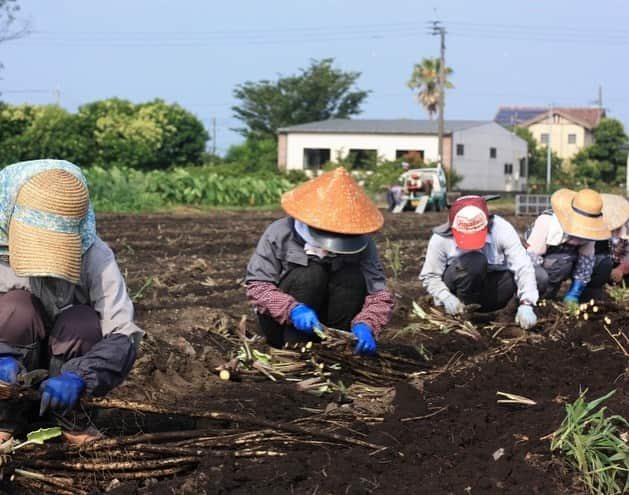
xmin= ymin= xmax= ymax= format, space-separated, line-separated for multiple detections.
xmin=258 ymin=261 xmax=367 ymax=348
xmin=443 ymin=251 xmax=516 ymax=311
xmin=534 ymin=253 xmax=614 ymax=300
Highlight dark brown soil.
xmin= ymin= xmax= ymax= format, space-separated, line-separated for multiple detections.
xmin=2 ymin=209 xmax=627 ymax=495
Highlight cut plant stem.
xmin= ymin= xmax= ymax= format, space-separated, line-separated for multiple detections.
xmin=496 ymin=391 xmax=537 ymax=406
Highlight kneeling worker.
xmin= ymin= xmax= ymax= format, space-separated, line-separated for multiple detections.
xmin=245 ymin=167 xmax=394 ymax=355
xmin=420 ymin=195 xmax=538 ymax=329
xmin=0 ymin=160 xmax=143 ymax=444
xmin=526 ymin=189 xmax=612 ymax=303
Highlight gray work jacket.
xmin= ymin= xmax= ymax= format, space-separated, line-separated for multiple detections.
xmin=246 ymin=217 xmax=386 ymax=294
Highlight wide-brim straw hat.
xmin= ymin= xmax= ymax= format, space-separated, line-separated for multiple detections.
xmin=551 ymin=188 xmax=610 ymax=241
xmin=601 ymin=193 xmax=629 ymax=232
xmin=281 ymin=167 xmax=383 ymax=235
xmin=9 ymin=169 xmax=90 ymax=284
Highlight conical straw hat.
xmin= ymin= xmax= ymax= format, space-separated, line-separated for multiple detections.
xmin=601 ymin=193 xmax=629 ymax=232
xmin=9 ymin=169 xmax=90 ymax=284
xmin=281 ymin=167 xmax=383 ymax=234
xmin=551 ymin=188 xmax=610 ymax=241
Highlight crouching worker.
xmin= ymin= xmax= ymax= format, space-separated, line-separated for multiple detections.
xmin=0 ymin=160 xmax=143 ymax=444
xmin=526 ymin=189 xmax=612 ymax=304
xmin=245 ymin=167 xmax=394 ymax=355
xmin=420 ymin=196 xmax=539 ymax=330
xmin=600 ymin=194 xmax=629 ymax=284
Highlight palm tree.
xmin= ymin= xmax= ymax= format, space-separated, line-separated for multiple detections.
xmin=407 ymin=58 xmax=453 ymax=119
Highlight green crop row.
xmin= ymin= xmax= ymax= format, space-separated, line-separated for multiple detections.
xmin=84 ymin=165 xmax=298 ymax=212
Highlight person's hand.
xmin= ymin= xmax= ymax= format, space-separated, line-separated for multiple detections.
xmin=0 ymin=356 xmax=20 ymax=384
xmin=515 ymin=305 xmax=537 ymax=330
xmin=442 ymin=294 xmax=465 ymax=316
xmin=289 ymin=304 xmax=322 ymax=334
xmin=610 ymin=267 xmax=624 ymax=284
xmin=351 ymin=323 xmax=376 ymax=355
xmin=563 ymin=280 xmax=585 ymax=304
xmin=39 ymin=372 xmax=86 ymax=416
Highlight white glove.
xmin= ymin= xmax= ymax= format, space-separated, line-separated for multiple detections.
xmin=442 ymin=294 xmax=465 ymax=316
xmin=515 ymin=304 xmax=537 ymax=330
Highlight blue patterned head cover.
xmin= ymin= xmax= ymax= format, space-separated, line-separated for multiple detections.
xmin=0 ymin=159 xmax=96 ymax=255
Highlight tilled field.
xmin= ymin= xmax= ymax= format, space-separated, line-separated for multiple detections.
xmin=1 ymin=209 xmax=627 ymax=495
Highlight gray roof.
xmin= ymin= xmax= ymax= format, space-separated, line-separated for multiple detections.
xmin=278 ymin=118 xmax=492 ymax=135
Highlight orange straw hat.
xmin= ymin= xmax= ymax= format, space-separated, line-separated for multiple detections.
xmin=281 ymin=167 xmax=384 ymax=235
xmin=550 ymin=188 xmax=611 ymax=241
xmin=600 ymin=193 xmax=629 ymax=232
xmin=9 ymin=169 xmax=90 ymax=284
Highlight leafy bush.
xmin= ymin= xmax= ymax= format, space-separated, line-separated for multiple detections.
xmin=84 ymin=165 xmax=299 ymax=212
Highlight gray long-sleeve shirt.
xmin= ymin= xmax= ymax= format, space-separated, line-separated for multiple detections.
xmin=420 ymin=215 xmax=539 ymax=306
xmin=0 ymin=236 xmax=143 ymax=395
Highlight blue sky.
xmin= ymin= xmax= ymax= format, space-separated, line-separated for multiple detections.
xmin=1 ymin=0 xmax=627 ymax=154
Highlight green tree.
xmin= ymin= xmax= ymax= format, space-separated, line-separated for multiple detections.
xmin=232 ymin=58 xmax=370 ymax=140
xmin=407 ymin=57 xmax=453 ymax=119
xmin=572 ymin=118 xmax=628 ymax=187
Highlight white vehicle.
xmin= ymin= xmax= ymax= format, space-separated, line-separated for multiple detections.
xmin=393 ymin=167 xmax=448 ymax=213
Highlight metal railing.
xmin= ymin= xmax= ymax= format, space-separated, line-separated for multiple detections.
xmin=515 ymin=194 xmax=551 ymax=216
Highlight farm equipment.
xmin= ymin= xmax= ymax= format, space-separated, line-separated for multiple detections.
xmin=392 ymin=167 xmax=448 ymax=214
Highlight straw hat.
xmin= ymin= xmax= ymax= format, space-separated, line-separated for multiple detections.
xmin=551 ymin=188 xmax=611 ymax=241
xmin=9 ymin=169 xmax=90 ymax=284
xmin=601 ymin=193 xmax=629 ymax=232
xmin=281 ymin=167 xmax=383 ymax=235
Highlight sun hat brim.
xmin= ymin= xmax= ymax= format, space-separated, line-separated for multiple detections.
xmin=551 ymin=189 xmax=611 ymax=241
xmin=9 ymin=219 xmax=82 ymax=284
xmin=601 ymin=193 xmax=629 ymax=232
xmin=307 ymin=227 xmax=368 ymax=254
xmin=452 ymin=228 xmax=488 ymax=250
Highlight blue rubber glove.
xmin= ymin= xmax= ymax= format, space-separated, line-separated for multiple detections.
xmin=289 ymin=304 xmax=322 ymax=334
xmin=515 ymin=305 xmax=537 ymax=330
xmin=351 ymin=323 xmax=376 ymax=355
xmin=39 ymin=372 xmax=86 ymax=416
xmin=563 ymin=280 xmax=585 ymax=304
xmin=0 ymin=356 xmax=20 ymax=384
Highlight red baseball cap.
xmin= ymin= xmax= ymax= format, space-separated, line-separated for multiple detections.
xmin=449 ymin=196 xmax=490 ymax=250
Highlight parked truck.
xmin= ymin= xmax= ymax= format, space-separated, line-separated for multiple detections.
xmin=392 ymin=167 xmax=448 ymax=213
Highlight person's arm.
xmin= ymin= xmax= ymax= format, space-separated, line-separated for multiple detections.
xmin=350 ymin=289 xmax=394 ymax=337
xmin=526 ymin=215 xmax=551 ymax=257
xmin=573 ymin=242 xmax=596 ymax=284
xmin=246 ymin=281 xmax=298 ymax=325
xmin=352 ymin=239 xmax=394 ymax=336
xmin=499 ymin=219 xmax=539 ymax=305
xmin=61 ymin=239 xmax=143 ymax=396
xmin=419 ymin=234 xmax=453 ymax=304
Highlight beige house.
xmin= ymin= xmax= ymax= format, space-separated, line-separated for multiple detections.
xmin=494 ymin=107 xmax=605 ymax=159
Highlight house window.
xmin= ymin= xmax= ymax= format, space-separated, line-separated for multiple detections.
xmin=489 ymin=147 xmax=497 ymax=159
xmin=396 ymin=149 xmax=424 ymax=165
xmin=568 ymin=133 xmax=576 ymax=144
xmin=348 ymin=149 xmax=377 ymax=170
xmin=540 ymin=133 xmax=549 ymax=145
xmin=519 ymin=158 xmax=526 ymax=178
xmin=504 ymin=163 xmax=513 ymax=175
xmin=456 ymin=144 xmax=464 ymax=156
xmin=303 ymin=148 xmax=330 ymax=170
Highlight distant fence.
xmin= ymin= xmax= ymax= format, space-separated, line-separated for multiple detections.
xmin=515 ymin=194 xmax=550 ymax=216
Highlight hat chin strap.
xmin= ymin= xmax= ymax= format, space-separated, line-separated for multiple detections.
xmin=571 ymin=199 xmax=602 ymax=218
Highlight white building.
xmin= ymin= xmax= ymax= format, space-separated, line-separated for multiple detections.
xmin=278 ymin=119 xmax=529 ymax=192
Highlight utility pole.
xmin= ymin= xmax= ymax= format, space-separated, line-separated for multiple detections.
xmin=597 ymin=84 xmax=603 ymax=110
xmin=546 ymin=104 xmax=553 ymax=192
xmin=53 ymin=84 xmax=61 ymax=106
xmin=212 ymin=117 xmax=217 ymax=159
xmin=430 ymin=21 xmax=446 ymax=169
